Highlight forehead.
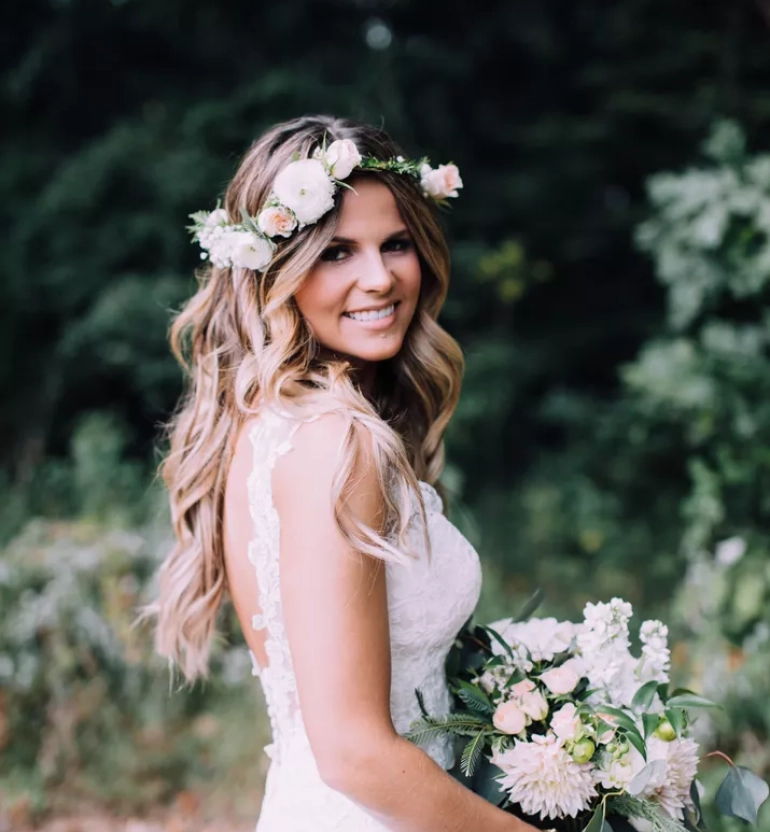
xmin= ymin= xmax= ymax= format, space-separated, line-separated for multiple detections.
xmin=335 ymin=177 xmax=405 ymax=236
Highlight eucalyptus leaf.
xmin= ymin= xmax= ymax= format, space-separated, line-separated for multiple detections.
xmin=513 ymin=588 xmax=545 ymax=622
xmin=484 ymin=625 xmax=515 ymax=658
xmin=624 ymin=728 xmax=647 ymax=762
xmin=472 ymin=756 xmax=508 ymax=807
xmin=642 ymin=712 xmax=659 ymax=739
xmin=627 ymin=760 xmax=668 ymax=797
xmin=665 ymin=707 xmax=686 ymax=737
xmin=631 ymin=680 xmax=661 ymax=712
xmin=714 ymin=765 xmax=769 ymax=825
xmin=584 ymin=804 xmax=607 ymax=832
xmin=666 ymin=694 xmax=721 ymax=710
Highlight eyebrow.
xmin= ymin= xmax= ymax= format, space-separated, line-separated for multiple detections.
xmin=330 ymin=228 xmax=410 ymax=245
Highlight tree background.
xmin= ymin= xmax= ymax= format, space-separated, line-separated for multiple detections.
xmin=2 ymin=1 xmax=770 ymax=829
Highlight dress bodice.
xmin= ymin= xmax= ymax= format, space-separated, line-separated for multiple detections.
xmin=245 ymin=406 xmax=483 ymax=831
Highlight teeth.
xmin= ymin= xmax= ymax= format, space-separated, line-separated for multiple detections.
xmin=346 ymin=303 xmax=395 ymax=322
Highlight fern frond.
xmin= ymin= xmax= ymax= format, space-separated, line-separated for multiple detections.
xmin=460 ymin=732 xmax=490 ymax=777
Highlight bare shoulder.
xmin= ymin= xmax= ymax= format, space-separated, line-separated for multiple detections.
xmin=272 ymin=409 xmax=380 ymax=528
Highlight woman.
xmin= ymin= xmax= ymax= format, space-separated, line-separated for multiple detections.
xmin=152 ymin=115 xmax=536 ymax=832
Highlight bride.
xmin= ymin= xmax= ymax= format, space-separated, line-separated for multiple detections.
xmin=151 ymin=115 xmax=537 ymax=832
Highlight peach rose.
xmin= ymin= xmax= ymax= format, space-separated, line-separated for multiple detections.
xmin=258 ymin=205 xmax=298 ymax=238
xmin=421 ymin=163 xmax=463 ymax=199
xmin=493 ymin=700 xmax=528 ymax=735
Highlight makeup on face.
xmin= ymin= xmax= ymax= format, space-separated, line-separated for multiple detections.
xmin=294 ymin=179 xmax=422 ymax=366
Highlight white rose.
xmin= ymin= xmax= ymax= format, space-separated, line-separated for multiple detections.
xmin=493 ymin=701 xmax=528 ymax=735
xmin=519 ymin=689 xmax=549 ymax=721
xmin=272 ymin=158 xmax=336 ymax=226
xmin=421 ymin=163 xmax=463 ymax=199
xmin=324 ymin=139 xmax=362 ymax=180
xmin=231 ymin=231 xmax=274 ymax=271
xmin=540 ymin=665 xmax=580 ymax=695
xmin=550 ymin=703 xmax=582 ymax=744
xmin=258 ymin=205 xmax=298 ymax=238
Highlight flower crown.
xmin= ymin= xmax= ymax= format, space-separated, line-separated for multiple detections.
xmin=188 ymin=139 xmax=463 ymax=273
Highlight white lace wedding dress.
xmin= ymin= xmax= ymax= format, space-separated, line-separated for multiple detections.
xmin=245 ymin=407 xmax=483 ymax=832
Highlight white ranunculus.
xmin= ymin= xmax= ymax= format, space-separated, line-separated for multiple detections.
xmin=493 ymin=700 xmax=528 ymax=735
xmin=324 ymin=139 xmax=362 ymax=180
xmin=231 ymin=231 xmax=274 ymax=271
xmin=272 ymin=159 xmax=337 ymax=226
xmin=258 ymin=205 xmax=297 ymax=238
xmin=421 ymin=163 xmax=463 ymax=199
xmin=540 ymin=665 xmax=580 ymax=695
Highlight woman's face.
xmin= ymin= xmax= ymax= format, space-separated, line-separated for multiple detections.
xmin=294 ymin=178 xmax=422 ymax=366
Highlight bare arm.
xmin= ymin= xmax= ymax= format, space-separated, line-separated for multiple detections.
xmin=273 ymin=414 xmax=534 ymax=832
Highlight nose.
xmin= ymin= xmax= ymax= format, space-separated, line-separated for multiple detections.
xmin=357 ymin=249 xmax=395 ymax=294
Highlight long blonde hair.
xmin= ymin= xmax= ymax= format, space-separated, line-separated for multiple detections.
xmin=152 ymin=115 xmax=464 ymax=680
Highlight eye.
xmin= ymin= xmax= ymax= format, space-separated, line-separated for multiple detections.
xmin=320 ymin=245 xmax=350 ymax=263
xmin=383 ymin=237 xmax=413 ymax=254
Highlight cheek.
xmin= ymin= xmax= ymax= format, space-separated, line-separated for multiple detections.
xmin=294 ymin=271 xmax=346 ymax=323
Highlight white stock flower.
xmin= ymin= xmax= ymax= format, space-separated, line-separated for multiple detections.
xmin=323 ymin=139 xmax=362 ymax=180
xmin=257 ymin=205 xmax=297 ymax=238
xmin=550 ymin=703 xmax=582 ymax=744
xmin=272 ymin=158 xmax=336 ymax=226
xmin=230 ymin=231 xmax=274 ymax=271
xmin=494 ymin=733 xmax=598 ymax=820
xmin=637 ymin=620 xmax=671 ymax=684
xmin=578 ymin=598 xmax=638 ymax=705
xmin=420 ymin=163 xmax=463 ymax=199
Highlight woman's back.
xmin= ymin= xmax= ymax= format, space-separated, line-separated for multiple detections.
xmin=223 ymin=404 xmax=483 ymax=831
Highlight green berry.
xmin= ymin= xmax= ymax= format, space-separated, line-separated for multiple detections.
xmin=571 ymin=738 xmax=596 ymax=764
xmin=654 ymin=718 xmax=677 ymax=742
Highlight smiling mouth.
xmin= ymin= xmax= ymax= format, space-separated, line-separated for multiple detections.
xmin=342 ymin=302 xmax=398 ymax=322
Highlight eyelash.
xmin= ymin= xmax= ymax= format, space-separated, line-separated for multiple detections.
xmin=320 ymin=238 xmax=413 ymax=263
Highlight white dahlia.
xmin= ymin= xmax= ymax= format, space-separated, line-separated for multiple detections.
xmin=493 ymin=733 xmax=597 ymax=820
xmin=272 ymin=158 xmax=336 ymax=226
xmin=648 ymin=737 xmax=699 ymax=819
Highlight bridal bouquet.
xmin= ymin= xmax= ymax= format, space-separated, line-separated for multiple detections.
xmin=407 ymin=596 xmax=768 ymax=832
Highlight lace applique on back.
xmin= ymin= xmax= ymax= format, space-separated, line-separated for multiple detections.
xmin=246 ymin=408 xmax=316 ymax=762
xmin=245 ymin=405 xmax=483 ymax=831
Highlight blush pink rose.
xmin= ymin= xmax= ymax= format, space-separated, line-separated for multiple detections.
xmin=493 ymin=701 xmax=528 ymax=735
xmin=421 ymin=163 xmax=463 ymax=199
xmin=510 ymin=679 xmax=536 ymax=697
xmin=519 ymin=689 xmax=549 ymax=721
xmin=540 ymin=665 xmax=580 ymax=695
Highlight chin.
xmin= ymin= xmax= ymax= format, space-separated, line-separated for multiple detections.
xmin=332 ymin=335 xmax=406 ymax=364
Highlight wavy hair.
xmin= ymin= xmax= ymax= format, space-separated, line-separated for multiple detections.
xmin=151 ymin=115 xmax=464 ymax=680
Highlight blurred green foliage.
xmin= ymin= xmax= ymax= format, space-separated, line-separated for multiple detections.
xmin=3 ymin=0 xmax=770 ymax=824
